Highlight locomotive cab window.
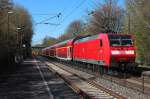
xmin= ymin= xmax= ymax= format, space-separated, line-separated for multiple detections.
xmin=108 ymin=35 xmax=133 ymax=46
xmin=121 ymin=39 xmax=133 ymax=46
xmin=109 ymin=39 xmax=120 ymax=46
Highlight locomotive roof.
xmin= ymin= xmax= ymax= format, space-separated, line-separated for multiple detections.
xmin=74 ymin=33 xmax=133 ymax=43
xmin=75 ymin=34 xmax=99 ymax=42
xmin=42 ymin=33 xmax=133 ymax=50
xmin=55 ymin=38 xmax=73 ymax=46
xmin=108 ymin=34 xmax=132 ymax=39
xmin=54 ymin=35 xmax=91 ymax=46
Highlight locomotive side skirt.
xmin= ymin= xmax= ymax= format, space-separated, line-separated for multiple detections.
xmin=73 ymin=58 xmax=105 ymax=65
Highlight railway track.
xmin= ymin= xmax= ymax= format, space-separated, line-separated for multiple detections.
xmin=41 ymin=57 xmax=150 ymax=99
xmin=55 ymin=59 xmax=150 ymax=94
xmin=42 ymin=60 xmax=125 ymax=99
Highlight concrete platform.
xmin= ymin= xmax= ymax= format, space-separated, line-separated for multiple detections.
xmin=142 ymin=71 xmax=150 ymax=77
xmin=46 ymin=62 xmax=116 ymax=99
xmin=0 ymin=58 xmax=79 ymax=99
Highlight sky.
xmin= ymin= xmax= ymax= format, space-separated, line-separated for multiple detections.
xmin=13 ymin=0 xmax=125 ymax=46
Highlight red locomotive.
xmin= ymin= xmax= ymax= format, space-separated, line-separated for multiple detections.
xmin=42 ymin=33 xmax=136 ymax=70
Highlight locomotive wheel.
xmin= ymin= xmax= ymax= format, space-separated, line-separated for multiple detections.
xmin=120 ymin=63 xmax=127 ymax=72
xmin=98 ymin=66 xmax=104 ymax=74
xmin=103 ymin=67 xmax=108 ymax=74
xmin=92 ymin=64 xmax=95 ymax=72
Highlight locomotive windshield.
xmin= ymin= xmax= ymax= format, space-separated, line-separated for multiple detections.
xmin=109 ymin=35 xmax=133 ymax=46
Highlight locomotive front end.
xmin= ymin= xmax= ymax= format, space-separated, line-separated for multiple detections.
xmin=108 ymin=34 xmax=136 ymax=70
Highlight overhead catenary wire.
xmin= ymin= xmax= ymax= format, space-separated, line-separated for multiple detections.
xmin=5 ymin=12 xmax=61 ymax=34
xmin=35 ymin=13 xmax=61 ymax=25
xmin=32 ymin=13 xmax=60 ymax=16
xmin=18 ymin=13 xmax=61 ymax=33
xmin=52 ymin=0 xmax=87 ymax=36
xmin=32 ymin=12 xmax=62 ymax=45
xmin=91 ymin=0 xmax=101 ymax=8
xmin=33 ymin=0 xmax=87 ymax=44
xmin=60 ymin=0 xmax=86 ymax=24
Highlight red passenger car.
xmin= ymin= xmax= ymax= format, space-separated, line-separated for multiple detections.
xmin=42 ymin=48 xmax=49 ymax=56
xmin=47 ymin=45 xmax=56 ymax=57
xmin=42 ymin=45 xmax=56 ymax=57
xmin=55 ymin=39 xmax=74 ymax=60
xmin=55 ymin=35 xmax=90 ymax=60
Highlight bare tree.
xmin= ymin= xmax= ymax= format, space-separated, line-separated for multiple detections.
xmin=88 ymin=0 xmax=124 ymax=34
xmin=42 ymin=36 xmax=57 ymax=47
xmin=59 ymin=20 xmax=84 ymax=41
xmin=66 ymin=20 xmax=83 ymax=36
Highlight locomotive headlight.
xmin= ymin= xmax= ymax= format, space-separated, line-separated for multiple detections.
xmin=111 ymin=50 xmax=120 ymax=55
xmin=125 ymin=50 xmax=134 ymax=54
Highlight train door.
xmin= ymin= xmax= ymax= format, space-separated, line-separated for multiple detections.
xmin=67 ymin=46 xmax=71 ymax=60
xmin=99 ymin=39 xmax=103 ymax=61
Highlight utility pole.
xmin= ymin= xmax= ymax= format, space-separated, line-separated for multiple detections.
xmin=16 ymin=12 xmax=21 ymax=48
xmin=7 ymin=11 xmax=13 ymax=47
xmin=128 ymin=13 xmax=131 ymax=33
xmin=7 ymin=11 xmax=13 ymax=64
xmin=7 ymin=12 xmax=9 ymax=43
